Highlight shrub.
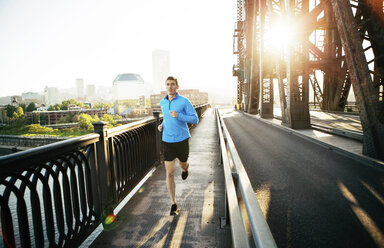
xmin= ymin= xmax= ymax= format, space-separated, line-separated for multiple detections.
xmin=25 ymin=124 xmax=54 ymax=134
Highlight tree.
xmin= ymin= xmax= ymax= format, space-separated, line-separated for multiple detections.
xmin=78 ymin=113 xmax=99 ymax=131
xmin=60 ymin=99 xmax=77 ymax=110
xmin=94 ymin=102 xmax=113 ymax=109
xmin=102 ymin=114 xmax=117 ymax=128
xmin=10 ymin=107 xmax=26 ymax=125
xmin=48 ymin=104 xmax=60 ymax=111
xmin=26 ymin=102 xmax=37 ymax=112
xmin=15 ymin=107 xmax=24 ymax=118
xmin=19 ymin=103 xmax=26 ymax=113
xmin=5 ymin=105 xmax=17 ymax=118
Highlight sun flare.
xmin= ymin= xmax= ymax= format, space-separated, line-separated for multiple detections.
xmin=264 ymin=21 xmax=294 ymax=50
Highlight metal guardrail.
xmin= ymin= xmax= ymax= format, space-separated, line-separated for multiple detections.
xmin=0 ymin=104 xmax=209 ymax=247
xmin=216 ymin=108 xmax=277 ymax=248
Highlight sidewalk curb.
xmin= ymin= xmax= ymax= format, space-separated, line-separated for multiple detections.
xmin=241 ymin=111 xmax=384 ymax=171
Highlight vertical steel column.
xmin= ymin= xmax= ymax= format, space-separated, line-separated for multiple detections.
xmin=283 ymin=0 xmax=310 ymax=129
xmin=259 ymin=0 xmax=274 ymax=118
xmin=331 ymin=0 xmax=384 ymax=159
xmin=245 ymin=0 xmax=260 ymax=114
xmin=234 ymin=0 xmax=245 ymax=110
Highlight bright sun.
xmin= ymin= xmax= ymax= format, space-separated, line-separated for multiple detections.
xmin=264 ymin=21 xmax=293 ymax=51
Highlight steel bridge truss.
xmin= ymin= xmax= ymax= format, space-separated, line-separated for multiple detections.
xmin=233 ymin=0 xmax=384 ymax=160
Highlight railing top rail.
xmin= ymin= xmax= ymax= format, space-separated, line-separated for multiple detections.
xmin=216 ymin=108 xmax=277 ymax=248
xmin=107 ymin=117 xmax=159 ymax=137
xmin=0 ymin=133 xmax=100 ymax=170
xmin=216 ymin=109 xmax=250 ymax=248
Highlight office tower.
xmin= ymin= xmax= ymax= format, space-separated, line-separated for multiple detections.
xmin=86 ymin=84 xmax=96 ymax=99
xmin=46 ymin=87 xmax=60 ymax=106
xmin=76 ymin=79 xmax=85 ymax=100
xmin=152 ymin=50 xmax=170 ymax=94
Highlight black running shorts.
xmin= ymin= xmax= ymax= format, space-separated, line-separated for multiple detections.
xmin=162 ymin=138 xmax=189 ymax=162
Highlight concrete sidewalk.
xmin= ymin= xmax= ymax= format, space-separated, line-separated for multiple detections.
xmin=90 ymin=108 xmax=231 ymax=247
xmin=238 ymin=109 xmax=383 ymax=167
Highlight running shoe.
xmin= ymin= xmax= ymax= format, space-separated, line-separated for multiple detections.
xmin=181 ymin=170 xmax=188 ymax=180
xmin=170 ymin=204 xmax=179 ymax=215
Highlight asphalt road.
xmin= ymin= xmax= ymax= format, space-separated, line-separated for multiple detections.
xmin=223 ymin=111 xmax=384 ymax=248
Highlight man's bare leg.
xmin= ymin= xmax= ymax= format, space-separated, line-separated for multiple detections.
xmin=179 ymin=160 xmax=189 ymax=180
xmin=179 ymin=161 xmax=189 ymax=172
xmin=165 ymin=160 xmax=176 ymax=204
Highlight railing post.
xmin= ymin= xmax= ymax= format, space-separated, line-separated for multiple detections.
xmin=153 ymin=111 xmax=162 ymax=163
xmin=93 ymin=121 xmax=114 ymax=214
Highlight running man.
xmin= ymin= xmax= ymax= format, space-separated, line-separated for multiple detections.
xmin=157 ymin=76 xmax=198 ymax=215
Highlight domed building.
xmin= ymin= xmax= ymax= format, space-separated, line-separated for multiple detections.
xmin=112 ymin=73 xmax=147 ymax=115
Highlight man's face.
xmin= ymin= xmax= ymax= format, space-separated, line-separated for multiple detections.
xmin=165 ymin=80 xmax=179 ymax=95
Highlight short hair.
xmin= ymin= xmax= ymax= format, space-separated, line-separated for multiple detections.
xmin=166 ymin=76 xmax=178 ymax=86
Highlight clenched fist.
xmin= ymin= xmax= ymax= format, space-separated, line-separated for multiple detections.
xmin=169 ymin=111 xmax=178 ymax=118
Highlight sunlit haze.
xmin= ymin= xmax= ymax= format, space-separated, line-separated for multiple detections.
xmin=0 ymin=0 xmax=237 ymax=99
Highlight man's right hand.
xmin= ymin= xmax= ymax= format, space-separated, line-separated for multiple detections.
xmin=158 ymin=124 xmax=163 ymax=132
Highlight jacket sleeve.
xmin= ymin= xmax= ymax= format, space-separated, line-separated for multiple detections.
xmin=177 ymin=99 xmax=199 ymax=124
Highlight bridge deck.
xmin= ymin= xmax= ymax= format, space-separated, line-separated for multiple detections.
xmin=223 ymin=109 xmax=384 ymax=248
xmin=90 ymin=108 xmax=231 ymax=247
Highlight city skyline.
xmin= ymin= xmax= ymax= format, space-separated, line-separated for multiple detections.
xmin=0 ymin=0 xmax=237 ymax=99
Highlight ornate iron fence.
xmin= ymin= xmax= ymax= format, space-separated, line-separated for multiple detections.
xmin=0 ymin=104 xmax=209 ymax=247
xmin=0 ymin=134 xmax=100 ymax=247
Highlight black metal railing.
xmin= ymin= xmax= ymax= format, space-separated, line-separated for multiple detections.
xmin=0 ymin=104 xmax=209 ymax=247
xmin=0 ymin=134 xmax=100 ymax=247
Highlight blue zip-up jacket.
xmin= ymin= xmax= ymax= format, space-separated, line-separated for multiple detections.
xmin=160 ymin=93 xmax=198 ymax=143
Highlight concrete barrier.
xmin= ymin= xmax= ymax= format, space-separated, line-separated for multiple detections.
xmin=0 ymin=135 xmax=68 ymax=148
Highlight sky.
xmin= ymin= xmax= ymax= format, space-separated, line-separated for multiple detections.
xmin=0 ymin=0 xmax=238 ymax=98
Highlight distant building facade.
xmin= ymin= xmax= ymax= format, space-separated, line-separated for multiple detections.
xmin=150 ymin=89 xmax=208 ymax=111
xmin=45 ymin=87 xmax=60 ymax=106
xmin=86 ymin=84 xmax=96 ymax=100
xmin=112 ymin=73 xmax=147 ymax=114
xmin=0 ymin=106 xmax=8 ymax=123
xmin=76 ymin=79 xmax=85 ymax=101
xmin=27 ymin=108 xmax=108 ymax=125
xmin=152 ymin=50 xmax=170 ymax=94
xmin=21 ymin=92 xmax=44 ymax=105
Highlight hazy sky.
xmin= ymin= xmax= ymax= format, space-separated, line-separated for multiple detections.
xmin=0 ymin=0 xmax=237 ymax=97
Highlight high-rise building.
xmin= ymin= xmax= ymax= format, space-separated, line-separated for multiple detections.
xmin=76 ymin=79 xmax=85 ymax=100
xmin=86 ymin=84 xmax=96 ymax=99
xmin=46 ymin=87 xmax=60 ymax=106
xmin=152 ymin=50 xmax=170 ymax=94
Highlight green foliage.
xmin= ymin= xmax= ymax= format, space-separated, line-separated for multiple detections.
xmin=57 ymin=112 xmax=77 ymax=124
xmin=93 ymin=102 xmax=113 ymax=109
xmin=0 ymin=124 xmax=91 ymax=137
xmin=48 ymin=104 xmax=60 ymax=111
xmin=25 ymin=124 xmax=54 ymax=134
xmin=47 ymin=99 xmax=89 ymax=111
xmin=15 ymin=107 xmax=24 ymax=117
xmin=102 ymin=114 xmax=116 ymax=128
xmin=112 ymin=114 xmax=122 ymax=120
xmin=26 ymin=102 xmax=37 ymax=112
xmin=5 ymin=105 xmax=17 ymax=118
xmin=60 ymin=99 xmax=77 ymax=110
xmin=78 ymin=113 xmax=99 ymax=131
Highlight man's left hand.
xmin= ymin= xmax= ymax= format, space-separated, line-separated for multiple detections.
xmin=169 ymin=111 xmax=178 ymax=118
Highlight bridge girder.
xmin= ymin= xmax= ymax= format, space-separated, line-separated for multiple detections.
xmin=233 ymin=0 xmax=384 ymax=160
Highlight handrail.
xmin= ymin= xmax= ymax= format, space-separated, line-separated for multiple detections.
xmin=0 ymin=133 xmax=99 ymax=170
xmin=216 ymin=108 xmax=277 ymax=248
xmin=216 ymin=109 xmax=249 ymax=248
